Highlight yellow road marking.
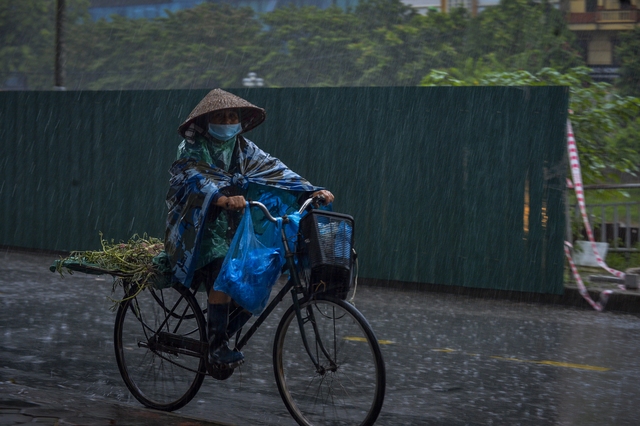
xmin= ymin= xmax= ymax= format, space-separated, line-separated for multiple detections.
xmin=430 ymin=350 xmax=610 ymax=372
xmin=489 ymin=356 xmax=609 ymax=371
xmin=536 ymin=360 xmax=610 ymax=372
xmin=344 ymin=337 xmax=395 ymax=345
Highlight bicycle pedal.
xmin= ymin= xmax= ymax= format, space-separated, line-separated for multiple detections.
xmin=206 ymin=360 xmax=239 ymax=380
xmin=210 ymin=359 xmax=243 ymax=370
xmin=222 ymin=359 xmax=244 ymax=369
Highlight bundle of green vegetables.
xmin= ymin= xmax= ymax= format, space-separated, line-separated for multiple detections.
xmin=55 ymin=233 xmax=169 ymax=300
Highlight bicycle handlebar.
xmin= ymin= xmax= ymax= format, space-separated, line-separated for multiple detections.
xmin=248 ymin=201 xmax=277 ymax=223
xmin=248 ymin=195 xmax=325 ymax=224
xmin=297 ymin=195 xmax=325 ymax=213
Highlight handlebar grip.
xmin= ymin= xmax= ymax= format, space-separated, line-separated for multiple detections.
xmin=248 ymin=201 xmax=278 ymax=223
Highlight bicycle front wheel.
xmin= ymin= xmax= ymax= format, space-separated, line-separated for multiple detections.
xmin=273 ymin=295 xmax=386 ymax=426
xmin=114 ymin=284 xmax=207 ymax=411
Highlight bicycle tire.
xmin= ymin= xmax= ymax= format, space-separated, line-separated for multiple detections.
xmin=114 ymin=284 xmax=207 ymax=411
xmin=273 ymin=294 xmax=386 ymax=426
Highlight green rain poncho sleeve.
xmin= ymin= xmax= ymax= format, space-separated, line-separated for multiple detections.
xmin=165 ymin=136 xmax=323 ymax=288
xmin=175 ymin=136 xmax=235 ymax=270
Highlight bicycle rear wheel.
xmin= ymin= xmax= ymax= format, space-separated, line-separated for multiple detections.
xmin=273 ymin=294 xmax=385 ymax=426
xmin=114 ymin=284 xmax=207 ymax=411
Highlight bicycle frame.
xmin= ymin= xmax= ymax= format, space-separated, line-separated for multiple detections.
xmin=128 ymin=198 xmax=337 ymax=375
xmin=111 ymin=197 xmax=385 ymax=423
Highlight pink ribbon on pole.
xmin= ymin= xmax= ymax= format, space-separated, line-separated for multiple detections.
xmin=564 ymin=120 xmax=626 ymax=310
xmin=564 ymin=242 xmax=611 ymax=311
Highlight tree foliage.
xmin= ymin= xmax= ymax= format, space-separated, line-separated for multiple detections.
xmin=616 ymin=27 xmax=640 ymax=97
xmin=349 ymin=6 xmax=470 ymax=85
xmin=68 ymin=3 xmax=263 ymax=90
xmin=465 ymin=0 xmax=583 ymax=72
xmin=0 ymin=0 xmax=89 ymax=89
xmin=1 ymin=0 xmax=586 ymax=90
xmin=258 ymin=6 xmax=362 ymax=87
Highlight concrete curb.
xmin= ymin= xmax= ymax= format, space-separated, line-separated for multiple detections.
xmin=360 ymin=278 xmax=640 ymax=314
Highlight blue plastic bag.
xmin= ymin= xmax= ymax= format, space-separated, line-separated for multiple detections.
xmin=258 ymin=211 xmax=302 ymax=259
xmin=213 ymin=205 xmax=285 ymax=315
xmin=318 ymin=220 xmax=352 ymax=260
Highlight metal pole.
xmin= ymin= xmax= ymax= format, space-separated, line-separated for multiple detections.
xmin=54 ymin=0 xmax=66 ymax=90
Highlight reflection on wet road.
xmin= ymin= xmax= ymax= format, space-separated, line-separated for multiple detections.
xmin=2 ymin=250 xmax=639 ymax=425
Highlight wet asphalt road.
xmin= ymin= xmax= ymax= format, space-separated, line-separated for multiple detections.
xmin=1 ymin=249 xmax=640 ymax=426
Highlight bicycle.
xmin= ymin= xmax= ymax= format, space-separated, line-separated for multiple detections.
xmin=57 ymin=197 xmax=386 ymax=426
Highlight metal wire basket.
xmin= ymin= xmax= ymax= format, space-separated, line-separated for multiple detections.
xmin=298 ymin=210 xmax=355 ymax=299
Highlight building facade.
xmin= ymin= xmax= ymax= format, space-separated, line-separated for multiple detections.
xmin=568 ymin=0 xmax=640 ymax=80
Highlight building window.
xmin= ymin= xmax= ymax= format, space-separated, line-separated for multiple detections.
xmin=588 ymin=34 xmax=613 ymax=65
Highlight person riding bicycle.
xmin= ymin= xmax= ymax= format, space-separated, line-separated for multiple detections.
xmin=165 ymin=89 xmax=334 ymax=368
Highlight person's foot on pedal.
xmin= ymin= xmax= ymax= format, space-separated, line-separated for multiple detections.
xmin=208 ymin=341 xmax=244 ymax=368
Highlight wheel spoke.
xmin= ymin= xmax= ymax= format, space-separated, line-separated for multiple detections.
xmin=114 ymin=285 xmax=206 ymax=411
xmin=274 ymin=296 xmax=385 ymax=425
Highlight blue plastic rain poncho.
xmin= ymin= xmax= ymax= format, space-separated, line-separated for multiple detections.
xmin=164 ymin=89 xmax=322 ymax=288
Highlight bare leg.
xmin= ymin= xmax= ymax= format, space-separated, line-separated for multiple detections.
xmin=209 ymin=289 xmax=231 ymax=304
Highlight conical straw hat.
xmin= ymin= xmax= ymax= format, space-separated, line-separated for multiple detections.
xmin=178 ymin=88 xmax=266 ymax=137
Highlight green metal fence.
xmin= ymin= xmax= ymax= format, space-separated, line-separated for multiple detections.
xmin=0 ymin=87 xmax=568 ymax=294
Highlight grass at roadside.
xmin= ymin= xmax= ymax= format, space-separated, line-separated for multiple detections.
xmin=564 ymin=253 xmax=640 ymax=290
xmin=564 ymin=265 xmax=621 ymax=290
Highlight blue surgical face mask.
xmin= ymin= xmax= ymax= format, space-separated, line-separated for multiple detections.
xmin=208 ymin=123 xmax=242 ymax=141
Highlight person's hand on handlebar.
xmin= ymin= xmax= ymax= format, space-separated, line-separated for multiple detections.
xmin=310 ymin=190 xmax=334 ymax=205
xmin=216 ymin=195 xmax=246 ymax=211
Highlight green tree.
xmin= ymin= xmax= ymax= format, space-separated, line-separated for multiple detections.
xmin=421 ymin=66 xmax=640 ymax=184
xmin=354 ymin=0 xmax=415 ymax=27
xmin=616 ymin=27 xmax=640 ymax=97
xmin=67 ymin=3 xmax=262 ymax=90
xmin=1 ymin=0 xmax=588 ymax=90
xmin=348 ymin=5 xmax=470 ymax=86
xmin=258 ymin=0 xmax=429 ymax=87
xmin=258 ymin=6 xmax=362 ymax=87
xmin=0 ymin=0 xmax=89 ymax=89
xmin=465 ymin=0 xmax=584 ymax=73
xmin=349 ymin=0 xmax=583 ymax=86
